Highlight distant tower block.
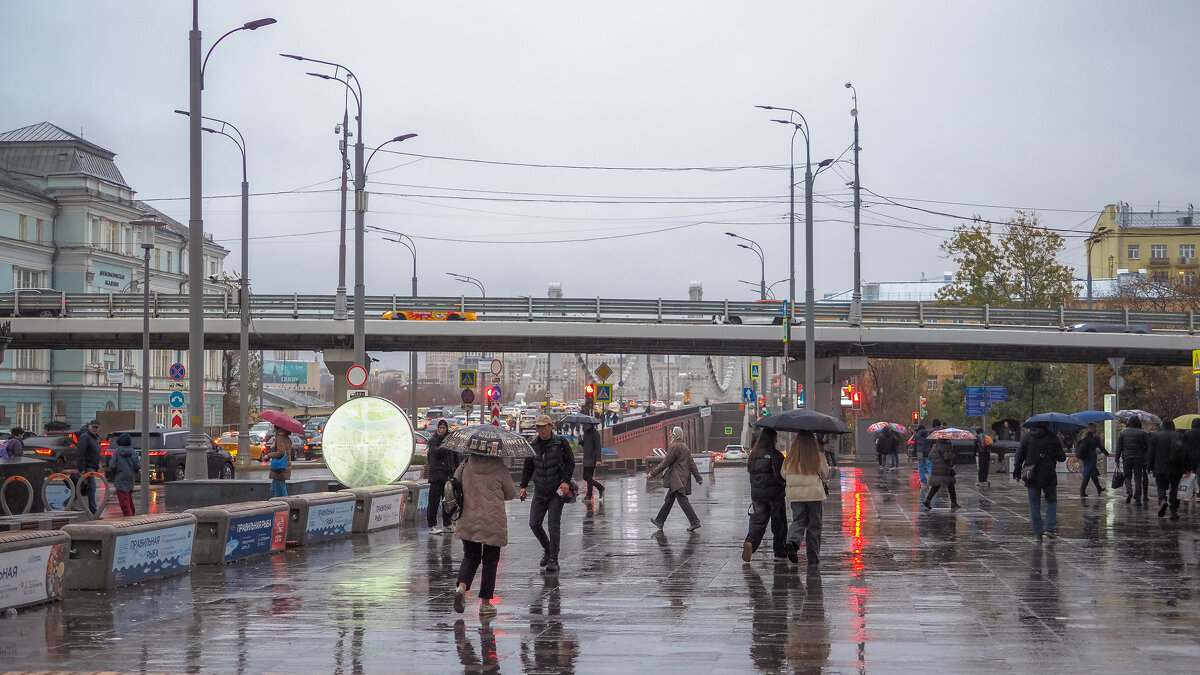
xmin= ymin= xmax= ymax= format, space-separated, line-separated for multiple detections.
xmin=548 ymin=282 xmax=563 ymax=299
xmin=689 ymin=282 xmax=702 ymax=301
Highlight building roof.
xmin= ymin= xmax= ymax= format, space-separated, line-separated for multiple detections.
xmin=0 ymin=166 xmax=55 ymax=204
xmin=262 ymin=387 xmax=333 ymax=411
xmin=0 ymin=122 xmax=128 ymax=187
xmin=1108 ymin=202 xmax=1198 ymax=230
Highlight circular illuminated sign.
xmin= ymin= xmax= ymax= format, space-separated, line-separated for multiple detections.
xmin=347 ymin=365 xmax=368 ymax=388
xmin=322 ymin=396 xmax=413 ymax=488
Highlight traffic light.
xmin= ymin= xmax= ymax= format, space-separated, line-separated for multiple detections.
xmin=851 ymin=390 xmax=862 ymax=410
xmin=583 ymin=382 xmax=596 ymax=413
xmin=797 ymin=384 xmax=805 ymax=407
xmin=913 ymin=411 xmax=919 ymax=423
xmin=486 ymin=386 xmax=498 ymax=401
xmin=919 ymin=396 xmax=928 ymax=419
xmin=772 ymin=375 xmax=781 ymax=388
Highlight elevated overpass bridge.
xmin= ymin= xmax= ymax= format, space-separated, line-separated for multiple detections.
xmin=4 ymin=293 xmax=1197 ymax=366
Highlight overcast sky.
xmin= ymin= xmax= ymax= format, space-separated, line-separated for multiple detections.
xmin=4 ymin=0 xmax=1199 ymax=304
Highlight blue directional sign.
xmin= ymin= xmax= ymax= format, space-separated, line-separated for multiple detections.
xmin=169 ymin=391 xmax=185 ymax=408
xmin=966 ymin=405 xmax=987 ymax=417
xmin=743 ymin=387 xmax=755 ymax=402
xmin=986 ymin=386 xmax=1008 ymax=401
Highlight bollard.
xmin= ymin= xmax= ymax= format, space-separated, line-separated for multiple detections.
xmin=0 ymin=530 xmax=70 ymax=612
xmin=271 ymin=492 xmax=356 ymax=546
xmin=187 ymin=501 xmax=289 ymax=564
xmin=62 ymin=513 xmax=197 ymax=591
xmin=341 ymin=485 xmax=408 ymax=533
xmin=1 ymin=475 xmax=35 ymax=516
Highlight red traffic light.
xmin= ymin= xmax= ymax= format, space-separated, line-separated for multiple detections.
xmin=912 ymin=411 xmax=919 ymax=422
xmin=584 ymin=383 xmax=596 ymax=395
xmin=486 ymin=387 xmax=497 ymax=400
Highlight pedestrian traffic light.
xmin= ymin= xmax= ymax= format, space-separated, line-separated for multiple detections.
xmin=584 ymin=383 xmax=595 ymax=397
xmin=851 ymin=390 xmax=862 ymax=410
xmin=486 ymin=386 xmax=499 ymax=401
xmin=772 ymin=375 xmax=781 ymax=387
xmin=913 ymin=411 xmax=919 ymax=423
xmin=583 ymin=382 xmax=596 ymax=414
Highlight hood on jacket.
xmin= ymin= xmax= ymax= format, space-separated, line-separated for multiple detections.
xmin=116 ymin=444 xmax=138 ymax=458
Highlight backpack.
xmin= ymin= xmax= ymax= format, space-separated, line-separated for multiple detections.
xmin=1073 ymin=438 xmax=1086 ymax=461
xmin=443 ymin=459 xmax=467 ymax=522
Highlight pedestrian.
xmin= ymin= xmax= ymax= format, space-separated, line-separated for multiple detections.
xmin=1147 ymin=419 xmax=1176 ymax=515
xmin=742 ymin=428 xmax=788 ymax=563
xmin=924 ymin=439 xmax=960 ymax=509
xmin=1173 ymin=419 xmax=1200 ymax=520
xmin=913 ymin=421 xmax=939 ymax=486
xmin=452 ymin=451 xmax=518 ymax=617
xmin=1115 ymin=416 xmax=1150 ymax=505
xmin=647 ymin=426 xmax=703 ymax=532
xmin=1074 ymin=422 xmax=1109 ymax=496
xmin=1013 ymin=421 xmax=1066 ymax=542
xmin=580 ymin=421 xmax=605 ymax=502
xmin=106 ymin=432 xmax=140 ymax=516
xmin=974 ymin=427 xmax=991 ymax=486
xmin=887 ymin=428 xmax=901 ymax=471
xmin=265 ymin=429 xmax=292 ymax=498
xmin=75 ymin=419 xmax=102 ymax=513
xmin=519 ymin=414 xmax=575 ymax=573
xmin=0 ymin=427 xmax=24 ymax=458
xmin=998 ymin=421 xmax=1015 ymax=442
xmin=781 ymin=431 xmax=827 ymax=567
xmin=874 ymin=427 xmax=894 ymax=470
xmin=426 ymin=419 xmax=459 ymax=534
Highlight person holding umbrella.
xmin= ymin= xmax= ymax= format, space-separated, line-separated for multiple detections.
xmin=742 ymin=428 xmax=787 ymax=562
xmin=924 ymin=438 xmax=960 ymax=510
xmin=265 ymin=428 xmax=293 ymax=498
xmin=1074 ymin=422 xmax=1109 ymax=497
xmin=782 ymin=431 xmax=828 ymax=568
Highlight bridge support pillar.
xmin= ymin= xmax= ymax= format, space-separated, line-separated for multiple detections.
xmin=322 ymin=349 xmax=357 ymax=408
xmin=784 ymin=356 xmax=868 ymax=416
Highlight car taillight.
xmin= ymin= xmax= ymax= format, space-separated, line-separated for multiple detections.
xmin=35 ymin=448 xmax=52 ymax=455
xmin=149 ymin=450 xmax=167 ymax=456
xmin=103 ymin=450 xmax=113 ymax=457
xmin=100 ymin=440 xmax=109 ymax=450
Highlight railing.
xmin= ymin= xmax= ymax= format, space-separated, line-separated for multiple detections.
xmin=0 ymin=293 xmax=1195 ymax=333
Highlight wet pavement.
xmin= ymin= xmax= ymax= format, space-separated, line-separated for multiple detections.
xmin=3 ymin=460 xmax=1199 ymax=674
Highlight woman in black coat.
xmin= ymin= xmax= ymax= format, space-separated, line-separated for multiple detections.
xmin=742 ymin=429 xmax=788 ymax=562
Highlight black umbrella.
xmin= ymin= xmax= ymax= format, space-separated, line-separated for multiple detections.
xmin=990 ymin=418 xmax=1020 ymax=433
xmin=559 ymin=413 xmax=601 ymax=425
xmin=441 ymin=424 xmax=535 ymax=458
xmin=752 ymin=409 xmax=850 ymax=435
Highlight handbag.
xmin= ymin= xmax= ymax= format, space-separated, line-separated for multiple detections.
xmin=269 ymin=455 xmax=288 ymax=471
xmin=1111 ymin=469 xmax=1125 ymax=490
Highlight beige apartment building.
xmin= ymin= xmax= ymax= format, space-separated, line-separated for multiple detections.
xmin=1089 ymin=202 xmax=1200 ymax=285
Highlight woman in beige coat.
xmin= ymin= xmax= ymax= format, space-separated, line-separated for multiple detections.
xmin=453 ymin=454 xmax=517 ymax=616
xmin=782 ymin=431 xmax=828 ymax=567
xmin=648 ymin=427 xmax=704 ymax=532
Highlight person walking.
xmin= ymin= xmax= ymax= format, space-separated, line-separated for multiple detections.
xmin=427 ymin=420 xmax=459 ymax=534
xmin=1148 ymin=419 xmax=1178 ymax=515
xmin=519 ymin=414 xmax=575 ymax=573
xmin=1074 ymin=422 xmax=1108 ymax=496
xmin=742 ymin=428 xmax=787 ymax=562
xmin=974 ymin=427 xmax=992 ymax=486
xmin=265 ymin=429 xmax=292 ymax=498
xmin=452 ymin=452 xmax=518 ymax=617
xmin=0 ymin=427 xmax=24 ymax=458
xmin=875 ymin=427 xmax=899 ymax=473
xmin=76 ymin=419 xmax=102 ymax=513
xmin=1172 ymin=419 xmax=1200 ymax=520
xmin=1013 ymin=421 xmax=1066 ymax=542
xmin=781 ymin=431 xmax=827 ymax=568
xmin=647 ymin=426 xmax=703 ymax=532
xmin=1115 ymin=416 xmax=1150 ymax=505
xmin=580 ymin=421 xmax=605 ymax=502
xmin=106 ymin=432 xmax=140 ymax=517
xmin=924 ymin=439 xmax=960 ymax=509
xmin=914 ymin=421 xmax=939 ymax=486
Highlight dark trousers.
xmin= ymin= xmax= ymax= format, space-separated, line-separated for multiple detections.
xmin=745 ymin=499 xmax=787 ymax=557
xmin=427 ymin=479 xmax=451 ymax=527
xmin=977 ymin=452 xmax=990 ymax=483
xmin=786 ymin=501 xmax=822 ymax=563
xmin=456 ymin=540 xmax=501 ymax=600
xmin=582 ymin=466 xmax=604 ymax=497
xmin=529 ymin=493 xmax=565 ymax=559
xmin=926 ymin=482 xmax=958 ymax=506
xmin=1124 ymin=458 xmax=1149 ymax=501
xmin=655 ymin=489 xmax=699 ymax=526
xmin=1156 ymin=473 xmax=1183 ymax=511
xmin=116 ymin=490 xmax=135 ymax=517
xmin=1081 ymin=459 xmax=1103 ymax=493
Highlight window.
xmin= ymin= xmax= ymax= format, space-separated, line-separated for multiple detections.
xmin=14 ymin=267 xmax=46 ymax=288
xmin=166 ymin=252 xmax=173 ymax=274
xmin=925 ymin=376 xmax=939 ymax=391
xmin=151 ymin=350 xmax=171 ymax=378
xmin=1127 ymin=245 xmax=1139 ymax=260
xmin=1151 ymin=271 xmax=1169 ymax=283
xmin=105 ymin=219 xmax=119 ymax=252
xmin=16 ymin=403 xmax=41 ymax=432
xmin=1151 ymin=244 xmax=1168 ymax=259
xmin=18 ymin=214 xmax=27 ymax=241
xmin=154 ymin=249 xmax=161 ymax=271
xmin=35 ymin=218 xmax=44 ymax=244
xmin=1181 ymin=244 xmax=1195 ymax=260
xmin=1181 ymin=272 xmax=1196 ymax=286
xmin=153 ymin=404 xmax=168 ymax=427
xmin=12 ymin=349 xmax=42 ymax=370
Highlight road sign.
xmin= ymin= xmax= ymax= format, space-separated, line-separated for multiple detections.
xmin=348 ymin=389 xmax=368 ymax=400
xmin=169 ymin=363 xmax=186 ymax=381
xmin=966 ymin=405 xmax=987 ymax=417
xmin=750 ymin=363 xmax=760 ymax=380
xmin=595 ymin=362 xmax=613 ymax=382
xmin=170 ymin=409 xmax=183 ymax=428
xmin=459 ymin=370 xmax=477 ymax=388
xmin=488 ymin=385 xmax=503 ymax=401
xmin=743 ymin=387 xmax=755 ymax=402
xmin=725 ymin=426 xmax=733 ymax=436
xmin=986 ymin=386 xmax=1008 ymax=401
xmin=169 ymin=391 xmax=185 ymax=408
xmin=461 ymin=388 xmax=475 ymax=404
xmin=595 ymin=383 xmax=613 ymax=403
xmin=1193 ymin=350 xmax=1200 ymax=374
xmin=491 ymin=402 xmax=501 ymax=426
xmin=106 ymin=369 xmax=124 ymax=385
xmin=347 ymin=365 xmax=368 ymax=388
xmin=490 ymin=359 xmax=503 ymax=375
xmin=1109 ymin=374 xmax=1126 ymax=390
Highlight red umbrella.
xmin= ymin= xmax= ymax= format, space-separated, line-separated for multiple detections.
xmin=260 ymin=410 xmax=304 ymax=435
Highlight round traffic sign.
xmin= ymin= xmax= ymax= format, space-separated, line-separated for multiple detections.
xmin=491 ymin=359 xmax=503 ymax=375
xmin=461 ymin=388 xmax=475 ymax=404
xmin=169 ymin=391 xmax=185 ymax=408
xmin=347 ymin=365 xmax=368 ymax=388
xmin=169 ymin=363 xmax=186 ymax=381
xmin=1109 ymin=374 xmax=1126 ymax=390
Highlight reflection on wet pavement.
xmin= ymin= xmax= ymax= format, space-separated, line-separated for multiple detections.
xmin=2 ymin=461 xmax=1199 ymax=673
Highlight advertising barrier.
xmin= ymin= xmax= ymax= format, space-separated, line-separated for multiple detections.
xmin=111 ymin=524 xmax=195 ymax=585
xmin=0 ymin=531 xmax=69 ymax=612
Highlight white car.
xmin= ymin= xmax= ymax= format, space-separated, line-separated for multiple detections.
xmin=721 ymin=444 xmax=748 ymax=460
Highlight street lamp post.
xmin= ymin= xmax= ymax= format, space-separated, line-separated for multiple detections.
xmin=725 ymin=232 xmax=765 ymax=300
xmin=845 ymin=83 xmax=863 ymax=326
xmin=131 ymin=218 xmax=163 ymax=514
xmin=186 ymin=5 xmax=275 ymax=479
xmin=1085 ymin=227 xmax=1109 ymax=410
xmin=381 ymin=233 xmax=419 ymax=423
xmin=448 ymin=273 xmax=486 ymax=297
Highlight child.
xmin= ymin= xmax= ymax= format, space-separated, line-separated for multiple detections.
xmin=107 ymin=433 xmax=140 ymax=516
xmin=266 ymin=430 xmax=292 ymax=497
xmin=782 ymin=431 xmax=828 ymax=567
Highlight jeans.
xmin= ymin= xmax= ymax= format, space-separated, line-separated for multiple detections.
xmin=457 ymin=540 xmax=501 ymax=600
xmin=745 ymin=499 xmax=787 ymax=557
xmin=1081 ymin=459 xmax=1102 ymax=493
xmin=655 ymin=490 xmax=699 ymax=526
xmin=787 ymin=501 xmax=823 ymax=563
xmin=1027 ymin=484 xmax=1058 ymax=537
xmin=582 ymin=466 xmax=604 ymax=497
xmin=529 ymin=493 xmax=565 ymax=559
xmin=917 ymin=456 xmax=932 ymax=484
xmin=1124 ymin=458 xmax=1148 ymax=502
xmin=269 ymin=479 xmax=288 ymax=498
xmin=427 ymin=479 xmax=451 ymax=527
xmin=977 ymin=452 xmax=990 ymax=483
xmin=885 ymin=453 xmax=899 ymax=469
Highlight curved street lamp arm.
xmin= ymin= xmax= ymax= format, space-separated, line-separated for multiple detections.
xmin=365 ymin=134 xmax=419 ymax=173
xmin=202 ymin=18 xmax=276 ymax=86
xmin=283 ymin=54 xmax=362 ymax=105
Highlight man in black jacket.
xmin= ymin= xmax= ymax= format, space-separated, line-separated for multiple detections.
xmin=1115 ymin=416 xmax=1150 ymax=505
xmin=520 ymin=414 xmax=575 ymax=573
xmin=1147 ymin=419 xmax=1178 ymax=516
xmin=1013 ymin=422 xmax=1066 ymax=542
xmin=580 ymin=422 xmax=605 ymax=501
xmin=426 ymin=420 xmax=458 ymax=534
xmin=76 ymin=419 xmax=102 ymax=513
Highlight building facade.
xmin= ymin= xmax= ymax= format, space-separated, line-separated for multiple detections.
xmin=0 ymin=122 xmax=229 ymax=432
xmin=1089 ymin=202 xmax=1200 ymax=286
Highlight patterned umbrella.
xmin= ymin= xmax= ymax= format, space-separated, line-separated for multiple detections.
xmin=867 ymin=421 xmax=907 ymax=434
xmin=441 ymin=424 xmax=535 ymax=457
xmin=1115 ymin=409 xmax=1161 ymax=426
xmin=927 ymin=427 xmax=977 ymax=440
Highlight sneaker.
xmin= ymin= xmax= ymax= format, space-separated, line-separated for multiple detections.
xmin=539 ymin=550 xmax=550 ymax=567
xmin=650 ymin=517 xmax=664 ymax=530
xmin=1035 ymin=534 xmax=1043 ymax=544
xmin=1080 ymin=490 xmax=1088 ymax=497
xmin=785 ymin=541 xmax=799 ymax=564
xmin=478 ymin=600 xmax=496 ymax=616
xmin=545 ymin=558 xmax=559 ymax=573
xmin=598 ymin=493 xmax=605 ymax=504
xmin=950 ymin=502 xmax=961 ymax=509
xmin=453 ymin=586 xmax=465 ymax=614
xmin=687 ymin=521 xmax=702 ymax=532
xmin=1126 ymin=494 xmax=1133 ymax=504
xmin=773 ymin=555 xmax=790 ymax=562
xmin=443 ymin=524 xmax=455 ymax=533
xmin=923 ymin=501 xmax=932 ymax=511
xmin=1158 ymin=502 xmax=1169 ymax=518
xmin=1043 ymin=530 xmax=1058 ymax=539
xmin=741 ymin=541 xmax=754 ymax=563
xmin=429 ymin=526 xmax=444 ymax=535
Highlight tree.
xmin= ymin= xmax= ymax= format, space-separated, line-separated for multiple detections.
xmin=936 ymin=361 xmax=1086 ymax=428
xmin=862 ymin=359 xmax=929 ymax=424
xmin=221 ymin=350 xmax=263 ymax=426
xmin=1093 ymin=364 xmax=1193 ymax=421
xmin=937 ymin=211 xmax=1078 ymax=307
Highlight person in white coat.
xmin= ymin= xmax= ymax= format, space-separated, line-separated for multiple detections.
xmin=781 ymin=431 xmax=828 ymax=568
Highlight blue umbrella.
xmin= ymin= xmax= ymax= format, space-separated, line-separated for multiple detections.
xmin=1072 ymin=410 xmax=1114 ymax=423
xmin=1023 ymin=412 xmax=1086 ymax=433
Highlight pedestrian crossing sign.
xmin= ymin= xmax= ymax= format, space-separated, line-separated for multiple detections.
xmin=459 ymin=370 xmax=477 ymax=388
xmin=750 ymin=362 xmax=760 ymax=380
xmin=1193 ymin=349 xmax=1200 ymax=374
xmin=595 ymin=383 xmax=613 ymax=403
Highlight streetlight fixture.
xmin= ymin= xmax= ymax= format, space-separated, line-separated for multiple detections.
xmin=130 ymin=218 xmax=164 ymax=514
xmin=447 ymin=272 xmax=486 ymax=297
xmin=379 ymin=231 xmax=419 ymax=424
xmin=845 ymin=82 xmax=863 ymax=326
xmin=725 ymin=232 xmax=766 ymax=300
xmin=178 ymin=109 xmax=253 ymax=466
xmin=186 ymin=4 xmax=275 ymax=479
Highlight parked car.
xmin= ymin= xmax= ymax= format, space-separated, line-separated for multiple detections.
xmin=721 ymin=444 xmax=748 ymax=460
xmin=4 ymin=287 xmax=68 ymax=317
xmin=109 ymin=429 xmax=234 ymax=482
xmin=23 ymin=433 xmax=79 ymax=473
xmin=414 ymin=430 xmax=432 ymax=456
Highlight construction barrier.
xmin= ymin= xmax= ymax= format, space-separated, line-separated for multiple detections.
xmin=187 ymin=501 xmax=289 ymax=564
xmin=62 ymin=513 xmax=197 ymax=591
